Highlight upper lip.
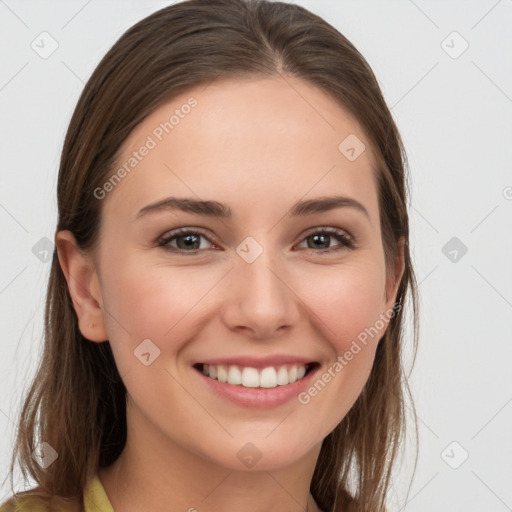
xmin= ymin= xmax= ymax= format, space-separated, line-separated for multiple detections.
xmin=194 ymin=354 xmax=318 ymax=369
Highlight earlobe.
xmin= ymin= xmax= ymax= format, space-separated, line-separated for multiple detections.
xmin=54 ymin=230 xmax=108 ymax=342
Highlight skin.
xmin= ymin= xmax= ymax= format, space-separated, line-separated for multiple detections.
xmin=56 ymin=75 xmax=404 ymax=512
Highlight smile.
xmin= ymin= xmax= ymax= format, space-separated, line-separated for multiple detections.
xmin=194 ymin=363 xmax=318 ymax=389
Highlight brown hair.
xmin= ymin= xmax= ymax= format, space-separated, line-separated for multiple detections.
xmin=3 ymin=1 xmax=419 ymax=510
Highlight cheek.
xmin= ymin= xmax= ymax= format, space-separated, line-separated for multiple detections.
xmin=296 ymin=258 xmax=388 ymax=361
xmin=98 ymin=253 xmax=223 ymax=354
xmin=292 ymin=261 xmax=388 ymax=429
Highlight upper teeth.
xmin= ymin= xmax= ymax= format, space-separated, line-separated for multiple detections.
xmin=202 ymin=364 xmax=308 ymax=388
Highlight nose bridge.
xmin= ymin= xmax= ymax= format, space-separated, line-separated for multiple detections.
xmin=223 ymin=235 xmax=300 ymax=335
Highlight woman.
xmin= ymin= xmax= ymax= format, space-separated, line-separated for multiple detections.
xmin=1 ymin=0 xmax=419 ymax=510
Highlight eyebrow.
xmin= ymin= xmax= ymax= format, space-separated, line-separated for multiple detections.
xmin=136 ymin=195 xmax=370 ymax=221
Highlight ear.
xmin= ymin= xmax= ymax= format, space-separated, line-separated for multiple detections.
xmin=55 ymin=230 xmax=108 ymax=342
xmin=384 ymin=236 xmax=406 ymax=313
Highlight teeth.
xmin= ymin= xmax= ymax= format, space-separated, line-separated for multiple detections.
xmin=217 ymin=365 xmax=228 ymax=383
xmin=259 ymin=367 xmax=277 ymax=388
xmin=276 ymin=366 xmax=289 ymax=385
xmin=242 ymin=367 xmax=259 ymax=387
xmin=201 ymin=363 xmax=310 ymax=388
xmin=227 ymin=365 xmax=242 ymax=385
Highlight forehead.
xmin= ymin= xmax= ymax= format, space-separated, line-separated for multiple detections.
xmin=102 ymin=76 xmax=380 ymax=223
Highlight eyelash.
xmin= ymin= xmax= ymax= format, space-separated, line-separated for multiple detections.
xmin=156 ymin=226 xmax=355 ymax=255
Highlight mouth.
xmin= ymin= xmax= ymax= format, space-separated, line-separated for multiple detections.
xmin=193 ymin=362 xmax=320 ymax=389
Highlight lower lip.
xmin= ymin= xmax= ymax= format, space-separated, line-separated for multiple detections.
xmin=194 ymin=365 xmax=319 ymax=408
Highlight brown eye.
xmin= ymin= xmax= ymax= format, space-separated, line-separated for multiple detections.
xmin=158 ymin=229 xmax=214 ymax=254
xmin=296 ymin=228 xmax=354 ymax=253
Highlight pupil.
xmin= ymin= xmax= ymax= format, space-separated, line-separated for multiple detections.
xmin=310 ymin=234 xmax=329 ymax=249
xmin=178 ymin=234 xmax=199 ymax=250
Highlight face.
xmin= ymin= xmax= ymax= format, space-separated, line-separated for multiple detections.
xmin=62 ymin=76 xmax=403 ymax=472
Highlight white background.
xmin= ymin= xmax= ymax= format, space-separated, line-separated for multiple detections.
xmin=1 ymin=1 xmax=511 ymax=510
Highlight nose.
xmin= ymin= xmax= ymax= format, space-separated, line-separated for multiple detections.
xmin=220 ymin=245 xmax=301 ymax=339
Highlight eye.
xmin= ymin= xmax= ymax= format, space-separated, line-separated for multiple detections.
xmin=295 ymin=227 xmax=354 ymax=253
xmin=157 ymin=228 xmax=215 ymax=254
xmin=157 ymin=226 xmax=355 ymax=255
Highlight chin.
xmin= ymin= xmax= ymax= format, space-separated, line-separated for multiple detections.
xmin=193 ymin=432 xmax=321 ymax=472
